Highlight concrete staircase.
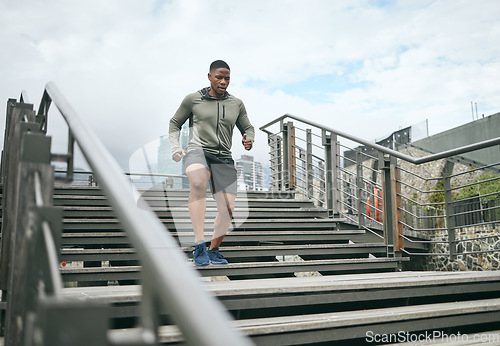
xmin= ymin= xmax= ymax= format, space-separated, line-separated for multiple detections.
xmin=55 ymin=186 xmax=500 ymax=345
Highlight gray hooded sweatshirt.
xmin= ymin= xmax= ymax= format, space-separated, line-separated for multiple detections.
xmin=169 ymin=87 xmax=255 ymax=158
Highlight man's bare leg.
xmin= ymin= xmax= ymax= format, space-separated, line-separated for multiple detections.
xmin=210 ymin=192 xmax=236 ymax=250
xmin=185 ymin=164 xmax=210 ymax=243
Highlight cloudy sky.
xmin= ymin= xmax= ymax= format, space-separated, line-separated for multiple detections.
xmin=1 ymin=0 xmax=499 ymax=173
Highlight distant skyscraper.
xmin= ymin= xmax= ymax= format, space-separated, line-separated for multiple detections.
xmin=158 ymin=123 xmax=189 ymax=188
xmin=236 ymin=155 xmax=266 ymax=191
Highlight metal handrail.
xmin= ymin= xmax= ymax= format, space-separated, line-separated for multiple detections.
xmin=54 ymin=169 xmax=187 ymax=181
xmin=260 ymin=113 xmax=500 ymax=165
xmin=43 ymin=82 xmax=251 ymax=346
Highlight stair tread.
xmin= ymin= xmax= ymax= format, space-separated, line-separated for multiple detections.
xmin=54 ymin=195 xmax=307 ymax=203
xmin=61 ymin=205 xmax=322 ymax=210
xmin=61 ymin=217 xmax=344 ymax=223
xmin=60 ymin=257 xmax=406 ymax=274
xmin=62 ymin=230 xmax=364 ymax=236
xmin=195 ymin=257 xmax=406 ymax=269
xmin=60 ymin=243 xmax=386 ymax=254
xmin=236 ymin=297 xmax=500 ymax=334
xmin=62 ymin=271 xmax=500 ymax=302
xmin=61 ymin=248 xmax=136 ymax=254
xmin=62 ymin=232 xmax=127 ymax=237
xmin=106 ymin=297 xmax=500 ymax=342
xmin=186 ymin=243 xmax=387 ymax=251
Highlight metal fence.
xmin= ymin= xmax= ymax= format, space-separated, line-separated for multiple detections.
xmin=260 ymin=114 xmax=500 ymax=261
xmin=398 ymin=159 xmax=500 ymax=259
xmin=55 ymin=169 xmax=187 ymax=189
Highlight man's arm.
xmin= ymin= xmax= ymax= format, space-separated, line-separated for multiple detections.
xmin=236 ymin=102 xmax=255 ymax=151
xmin=169 ymin=95 xmax=193 ymax=160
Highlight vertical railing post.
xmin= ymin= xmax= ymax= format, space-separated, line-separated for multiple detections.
xmin=289 ymin=123 xmax=296 ymax=189
xmin=356 ymin=148 xmax=365 ymax=228
xmin=282 ymin=121 xmax=295 ymax=191
xmin=298 ymin=147 xmax=305 ymax=197
xmin=381 ymin=154 xmax=402 ymax=257
xmin=138 ymin=272 xmax=161 ymax=345
xmin=306 ymin=129 xmax=313 ymax=199
xmin=268 ymin=133 xmax=283 ymax=191
xmin=319 ymin=160 xmax=326 ymax=205
xmin=333 ymin=134 xmax=340 ymax=215
xmin=393 ymin=162 xmax=403 ymax=255
xmin=443 ymin=160 xmax=457 ymax=260
xmin=281 ymin=121 xmax=289 ymax=190
xmin=323 ymin=131 xmax=339 ymax=217
xmin=275 ymin=135 xmax=283 ymax=191
xmin=268 ymin=133 xmax=281 ymax=191
xmin=66 ymin=129 xmax=75 ymax=182
xmin=323 ymin=131 xmax=332 ymax=215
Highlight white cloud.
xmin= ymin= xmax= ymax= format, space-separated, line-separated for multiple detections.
xmin=0 ymin=0 xmax=499 ymax=172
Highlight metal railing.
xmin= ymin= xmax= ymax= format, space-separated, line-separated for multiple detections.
xmin=0 ymin=83 xmax=252 ymax=345
xmin=397 ymin=157 xmax=500 ymax=261
xmin=54 ymin=169 xmax=187 ymax=188
xmin=260 ymin=114 xmax=500 ymax=261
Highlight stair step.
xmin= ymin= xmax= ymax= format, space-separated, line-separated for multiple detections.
xmin=62 ymin=271 xmax=500 ymax=311
xmin=61 ymin=230 xmax=367 ymax=246
xmin=53 ymin=187 xmax=295 ymax=200
xmin=106 ymin=297 xmax=500 ymax=345
xmin=60 ymin=248 xmax=138 ymax=262
xmin=61 ymin=218 xmax=343 ymax=230
xmin=59 ymin=243 xmax=387 ymax=262
xmin=167 ymin=229 xmax=365 ymax=243
xmin=136 ymin=189 xmax=295 ymax=199
xmin=60 ymin=206 xmax=327 ymax=219
xmin=53 ymin=191 xmax=312 ymax=209
xmin=54 ymin=197 xmax=318 ymax=209
xmin=61 ymin=265 xmax=142 ymax=283
xmin=60 ymin=257 xmax=406 ymax=282
xmin=187 ymin=243 xmax=387 ymax=259
xmin=61 ymin=232 xmax=130 ymax=245
xmin=195 ymin=257 xmax=405 ymax=278
xmin=143 ymin=197 xmax=316 ymax=208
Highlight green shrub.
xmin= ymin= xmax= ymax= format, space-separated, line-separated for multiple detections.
xmin=453 ymin=171 xmax=500 ymax=202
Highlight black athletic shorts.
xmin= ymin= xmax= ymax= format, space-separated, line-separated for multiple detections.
xmin=183 ymin=150 xmax=237 ymax=195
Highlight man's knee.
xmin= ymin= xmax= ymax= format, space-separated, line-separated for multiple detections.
xmin=186 ymin=164 xmax=209 ymax=194
xmin=190 ymin=179 xmax=208 ymax=193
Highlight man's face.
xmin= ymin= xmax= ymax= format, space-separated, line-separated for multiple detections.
xmin=208 ymin=67 xmax=230 ymax=98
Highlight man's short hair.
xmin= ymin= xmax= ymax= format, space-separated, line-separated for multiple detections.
xmin=210 ymin=60 xmax=230 ymax=72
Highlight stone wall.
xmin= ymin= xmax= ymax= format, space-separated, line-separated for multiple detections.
xmin=425 ymin=225 xmax=500 ymax=271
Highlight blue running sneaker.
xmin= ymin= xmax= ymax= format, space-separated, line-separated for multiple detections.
xmin=192 ymin=242 xmax=210 ymax=266
xmin=207 ymin=247 xmax=228 ymax=264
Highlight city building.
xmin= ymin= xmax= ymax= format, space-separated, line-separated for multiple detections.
xmin=236 ymin=155 xmax=267 ymax=191
xmin=157 ymin=123 xmax=189 ymax=188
